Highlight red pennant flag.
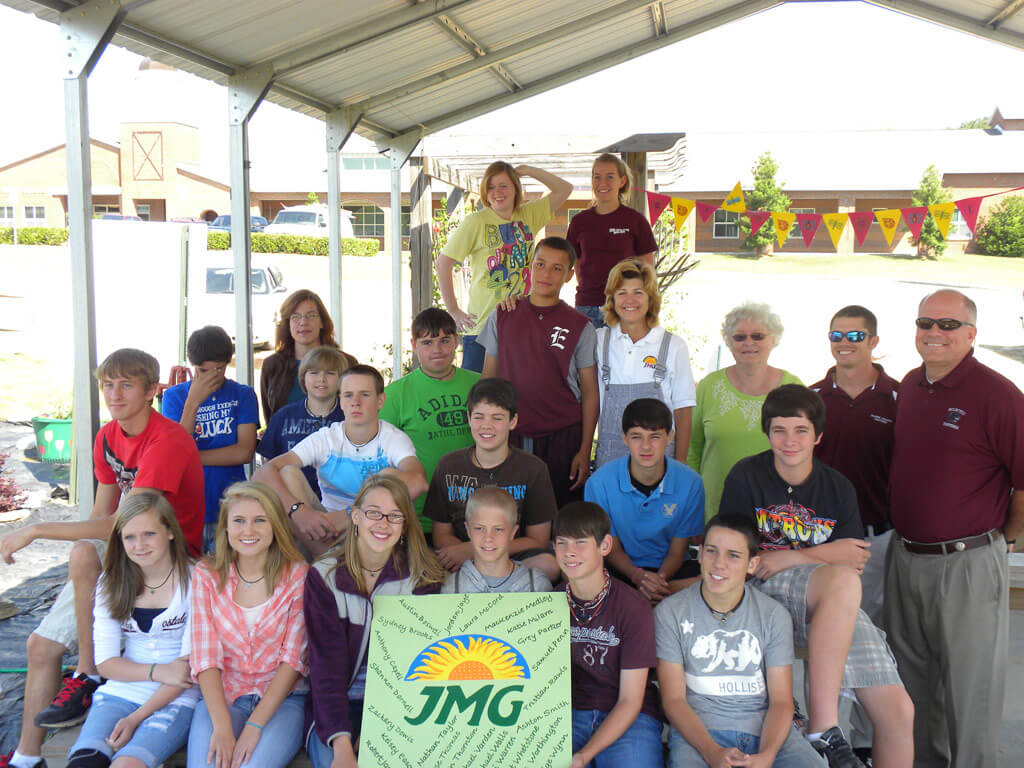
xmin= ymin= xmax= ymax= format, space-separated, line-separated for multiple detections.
xmin=796 ymin=213 xmax=822 ymax=247
xmin=646 ymin=191 xmax=671 ymax=227
xmin=847 ymin=211 xmax=875 ymax=246
xmin=696 ymin=202 xmax=718 ymax=223
xmin=955 ymin=196 xmax=983 ymax=234
xmin=901 ymin=206 xmax=928 ymax=240
xmin=747 ymin=210 xmax=770 ymax=235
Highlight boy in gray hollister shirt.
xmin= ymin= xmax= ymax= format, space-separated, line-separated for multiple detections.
xmin=654 ymin=514 xmax=822 ymax=768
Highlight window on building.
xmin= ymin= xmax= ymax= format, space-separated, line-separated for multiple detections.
xmin=712 ymin=210 xmax=739 ymax=239
xmin=24 ymin=206 xmax=45 ymax=224
xmin=93 ymin=204 xmax=120 ymax=218
xmin=342 ymin=204 xmax=385 ymax=238
xmin=790 ymin=207 xmax=816 ymax=216
xmin=136 ymin=204 xmax=151 ymax=221
xmin=341 ymin=157 xmax=391 ymax=171
xmin=0 ymin=206 xmax=13 ymax=225
xmin=401 ymin=204 xmax=411 ymax=237
xmin=567 ymin=208 xmax=585 ymax=221
xmin=947 ymin=209 xmax=972 ymax=240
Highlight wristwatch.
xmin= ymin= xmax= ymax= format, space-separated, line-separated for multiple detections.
xmin=288 ymin=502 xmax=304 ymax=519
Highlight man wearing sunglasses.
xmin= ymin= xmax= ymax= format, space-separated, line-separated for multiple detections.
xmin=886 ymin=289 xmax=1024 ymax=768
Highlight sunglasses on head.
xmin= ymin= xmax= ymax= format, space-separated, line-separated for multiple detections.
xmin=731 ymin=332 xmax=767 ymax=342
xmin=915 ymin=317 xmax=974 ymax=331
xmin=828 ymin=330 xmax=868 ymax=343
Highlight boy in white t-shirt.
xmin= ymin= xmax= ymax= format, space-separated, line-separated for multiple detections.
xmin=256 ymin=364 xmax=427 ymax=557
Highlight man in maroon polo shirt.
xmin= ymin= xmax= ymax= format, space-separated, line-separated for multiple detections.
xmin=480 ymin=236 xmax=599 ymax=507
xmin=811 ymin=305 xmax=898 ymax=625
xmin=886 ymin=289 xmax=1024 ymax=768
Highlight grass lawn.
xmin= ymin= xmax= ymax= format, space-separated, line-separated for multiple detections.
xmin=693 ymin=250 xmax=1024 ymax=287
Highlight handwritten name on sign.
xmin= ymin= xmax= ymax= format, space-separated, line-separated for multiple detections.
xmin=361 ymin=593 xmax=571 ymax=768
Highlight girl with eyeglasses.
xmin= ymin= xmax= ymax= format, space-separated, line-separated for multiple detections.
xmin=687 ymin=303 xmax=801 ymax=520
xmin=260 ymin=289 xmax=358 ymax=425
xmin=64 ymin=493 xmax=197 ymax=768
xmin=187 ymin=482 xmax=309 ymax=768
xmin=303 ymin=475 xmax=445 ymax=768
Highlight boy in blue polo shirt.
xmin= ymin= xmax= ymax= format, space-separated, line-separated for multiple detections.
xmin=585 ymin=398 xmax=704 ymax=604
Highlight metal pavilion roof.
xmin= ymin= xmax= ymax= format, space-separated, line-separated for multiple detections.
xmin=4 ymin=0 xmax=1024 ymax=151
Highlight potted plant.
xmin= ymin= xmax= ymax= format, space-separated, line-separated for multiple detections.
xmin=32 ymin=394 xmax=73 ymax=463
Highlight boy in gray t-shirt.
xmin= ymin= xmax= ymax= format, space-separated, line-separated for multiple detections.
xmin=654 ymin=514 xmax=822 ymax=768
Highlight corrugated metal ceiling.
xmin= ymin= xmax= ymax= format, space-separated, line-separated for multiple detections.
xmin=4 ymin=0 xmax=1024 ymax=149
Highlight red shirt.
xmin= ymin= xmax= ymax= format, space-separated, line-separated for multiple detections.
xmin=890 ymin=351 xmax=1024 ymax=542
xmin=566 ymin=205 xmax=658 ymax=306
xmin=93 ymin=410 xmax=204 ymax=555
xmin=811 ymin=365 xmax=899 ymax=530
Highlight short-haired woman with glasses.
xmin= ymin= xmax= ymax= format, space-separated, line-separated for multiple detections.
xmin=687 ymin=302 xmax=801 ymax=520
xmin=259 ymin=289 xmax=358 ymax=424
xmin=303 ymin=475 xmax=445 ymax=768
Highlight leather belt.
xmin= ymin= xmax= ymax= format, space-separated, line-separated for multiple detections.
xmin=901 ymin=530 xmax=998 ymax=555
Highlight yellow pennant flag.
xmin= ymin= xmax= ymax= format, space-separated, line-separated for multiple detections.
xmin=822 ymin=213 xmax=849 ymax=249
xmin=671 ymin=198 xmax=695 ymax=233
xmin=875 ymin=209 xmax=902 ymax=247
xmin=929 ymin=202 xmax=955 ymax=239
xmin=721 ymin=182 xmax=746 ymax=213
xmin=771 ymin=212 xmax=796 ymax=247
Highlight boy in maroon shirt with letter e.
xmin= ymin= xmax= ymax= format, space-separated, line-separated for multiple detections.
xmin=480 ymin=237 xmax=599 ymax=507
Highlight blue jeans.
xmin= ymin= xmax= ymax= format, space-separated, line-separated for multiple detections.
xmin=68 ymin=692 xmax=194 ymax=768
xmin=667 ymin=725 xmax=823 ymax=767
xmin=306 ymin=699 xmax=365 ymax=768
xmin=575 ymin=304 xmax=606 ymax=329
xmin=461 ymin=334 xmax=486 ymax=372
xmin=572 ymin=709 xmax=663 ymax=768
xmin=187 ymin=692 xmax=306 ymax=768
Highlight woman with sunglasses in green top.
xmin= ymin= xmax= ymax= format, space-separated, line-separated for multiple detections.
xmin=686 ymin=302 xmax=802 ymax=521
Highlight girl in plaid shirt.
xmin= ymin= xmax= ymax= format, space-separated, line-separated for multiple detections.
xmin=187 ymin=482 xmax=309 ymax=768
xmin=65 ymin=493 xmax=197 ymax=768
xmin=304 ymin=475 xmax=446 ymax=768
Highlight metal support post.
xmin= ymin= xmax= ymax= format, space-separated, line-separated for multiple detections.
xmin=228 ymin=66 xmax=274 ymax=390
xmin=326 ymin=109 xmax=362 ymax=344
xmin=409 ymin=156 xmax=434 ymax=317
xmin=61 ymin=0 xmax=124 ymax=518
xmin=384 ymin=135 xmax=420 ymax=380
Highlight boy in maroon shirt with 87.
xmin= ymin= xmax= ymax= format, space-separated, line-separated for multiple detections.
xmin=480 ymin=237 xmax=599 ymax=507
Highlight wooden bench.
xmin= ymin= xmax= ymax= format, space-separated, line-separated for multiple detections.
xmin=41 ymin=726 xmax=313 ymax=768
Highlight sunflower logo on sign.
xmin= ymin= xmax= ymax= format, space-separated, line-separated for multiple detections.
xmin=405 ymin=635 xmax=530 ymax=681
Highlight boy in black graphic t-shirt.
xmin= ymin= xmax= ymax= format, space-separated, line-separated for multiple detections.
xmin=719 ymin=385 xmax=912 ymax=768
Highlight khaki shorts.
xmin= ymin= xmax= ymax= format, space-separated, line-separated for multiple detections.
xmin=34 ymin=539 xmax=106 ymax=651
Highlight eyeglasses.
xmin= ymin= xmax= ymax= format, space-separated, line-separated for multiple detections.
xmin=361 ymin=509 xmax=405 ymax=525
xmin=731 ymin=332 xmax=767 ymax=342
xmin=289 ymin=311 xmax=320 ymax=323
xmin=828 ymin=330 xmax=868 ymax=343
xmin=915 ymin=317 xmax=974 ymax=331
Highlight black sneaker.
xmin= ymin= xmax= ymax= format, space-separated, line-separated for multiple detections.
xmin=33 ymin=673 xmax=99 ymax=728
xmin=853 ymin=747 xmax=873 ymax=766
xmin=0 ymin=752 xmax=47 ymax=767
xmin=809 ymin=726 xmax=866 ymax=768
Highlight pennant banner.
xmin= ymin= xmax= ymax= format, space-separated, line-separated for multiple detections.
xmin=929 ymin=202 xmax=955 ymax=239
xmin=646 ymin=191 xmax=671 ymax=227
xmin=822 ymin=212 xmax=849 ymax=249
xmin=875 ymin=209 xmax=902 ymax=246
xmin=721 ymin=181 xmax=746 ymax=212
xmin=747 ymin=210 xmax=771 ymax=236
xmin=696 ymin=201 xmax=718 ymax=223
xmin=796 ymin=213 xmax=822 ymax=247
xmin=901 ymin=206 xmax=928 ymax=240
xmin=772 ymin=212 xmax=796 ymax=247
xmin=955 ymin=196 xmax=983 ymax=234
xmin=847 ymin=211 xmax=875 ymax=246
xmin=671 ymin=197 xmax=695 ymax=233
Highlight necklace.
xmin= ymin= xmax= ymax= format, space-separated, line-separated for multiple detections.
xmin=348 ymin=424 xmax=380 ymax=452
xmin=235 ymin=565 xmax=265 ymax=589
xmin=700 ymin=585 xmax=744 ymax=622
xmin=483 ymin=562 xmax=516 ymax=591
xmin=362 ymin=563 xmax=386 ymax=576
xmin=143 ymin=568 xmax=174 ymax=595
xmin=566 ymin=569 xmax=612 ymax=624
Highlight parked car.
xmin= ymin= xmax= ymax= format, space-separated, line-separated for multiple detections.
xmin=263 ymin=204 xmax=354 ymax=238
xmin=194 ymin=259 xmax=285 ymax=349
xmin=100 ymin=213 xmax=143 ymax=221
xmin=209 ymin=214 xmax=268 ymax=233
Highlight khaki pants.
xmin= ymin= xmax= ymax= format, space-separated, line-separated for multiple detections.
xmin=884 ymin=534 xmax=1008 ymax=768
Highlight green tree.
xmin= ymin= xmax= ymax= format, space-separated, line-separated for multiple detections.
xmin=912 ymin=165 xmax=952 ymax=260
xmin=958 ymin=117 xmax=990 ymax=129
xmin=739 ymin=152 xmax=790 ymax=257
xmin=306 ymin=191 xmax=320 ymax=205
xmin=975 ymin=196 xmax=1024 ymax=258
